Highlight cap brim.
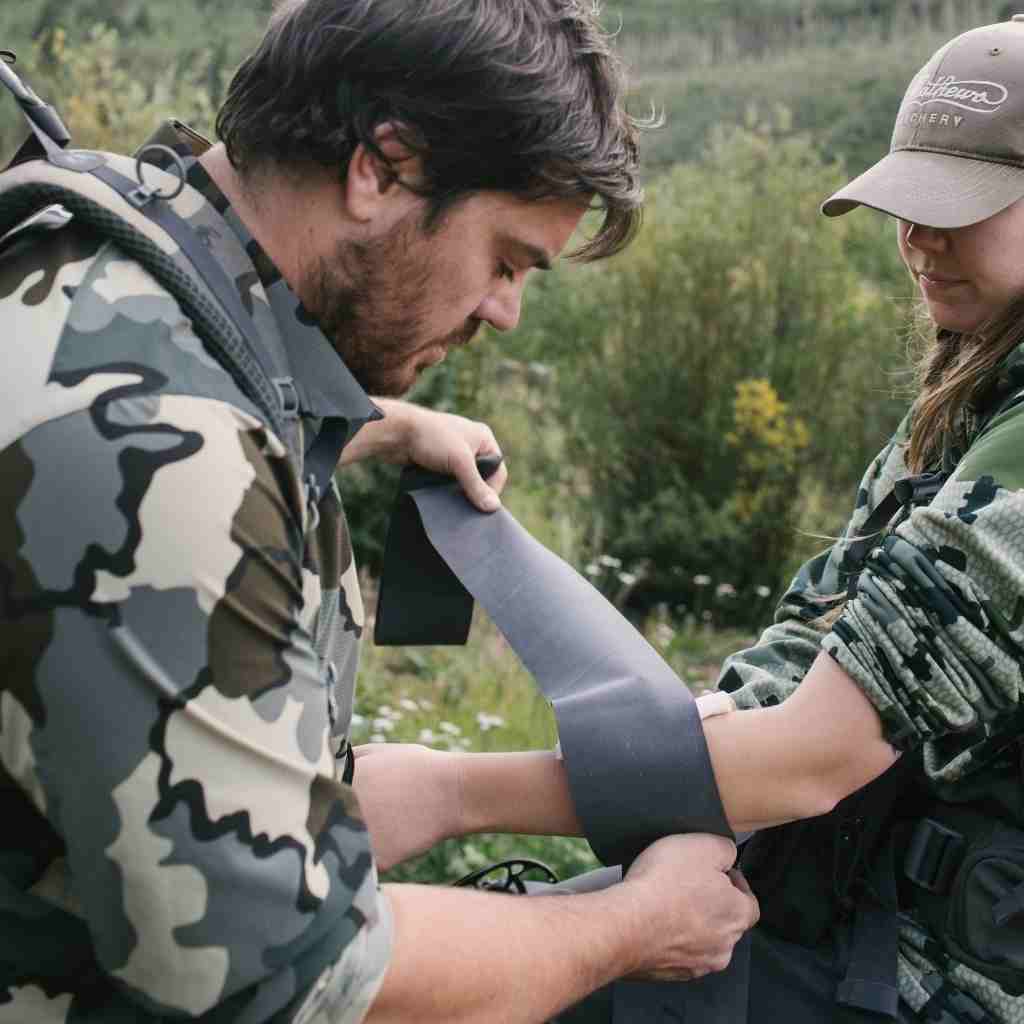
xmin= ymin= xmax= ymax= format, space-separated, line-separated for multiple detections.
xmin=821 ymin=150 xmax=1024 ymax=228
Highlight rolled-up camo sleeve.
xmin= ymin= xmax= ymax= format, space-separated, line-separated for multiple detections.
xmin=824 ymin=400 xmax=1024 ymax=780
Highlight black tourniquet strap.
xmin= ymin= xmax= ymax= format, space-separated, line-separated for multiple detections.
xmin=375 ymin=467 xmax=732 ymax=867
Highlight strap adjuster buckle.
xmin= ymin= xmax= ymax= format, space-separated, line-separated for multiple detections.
xmin=273 ymin=377 xmax=300 ymax=419
xmin=905 ymin=818 xmax=966 ymax=894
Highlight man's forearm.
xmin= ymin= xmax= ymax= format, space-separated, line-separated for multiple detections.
xmin=366 ymin=883 xmax=640 ymax=1024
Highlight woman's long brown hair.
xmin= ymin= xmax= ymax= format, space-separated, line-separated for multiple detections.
xmin=812 ymin=295 xmax=1024 ymax=631
xmin=907 ymin=294 xmax=1024 ymax=472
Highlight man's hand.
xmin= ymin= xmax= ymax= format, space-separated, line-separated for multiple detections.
xmin=616 ymin=833 xmax=759 ymax=981
xmin=369 ymin=833 xmax=758 ymax=1024
xmin=339 ymin=398 xmax=508 ymax=512
xmin=352 ymin=743 xmax=461 ymax=871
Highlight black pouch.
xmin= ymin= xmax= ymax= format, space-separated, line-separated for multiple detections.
xmin=910 ymin=806 xmax=1024 ymax=995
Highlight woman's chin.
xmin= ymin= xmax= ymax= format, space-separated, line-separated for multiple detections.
xmin=926 ymin=305 xmax=986 ymax=336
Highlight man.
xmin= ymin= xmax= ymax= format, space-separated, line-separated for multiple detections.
xmin=0 ymin=2 xmax=758 ymax=1022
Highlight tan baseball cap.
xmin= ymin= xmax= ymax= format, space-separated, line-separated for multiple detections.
xmin=822 ymin=16 xmax=1024 ymax=227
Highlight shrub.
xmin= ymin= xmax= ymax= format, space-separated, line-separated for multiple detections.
xmin=507 ymin=119 xmax=910 ymax=623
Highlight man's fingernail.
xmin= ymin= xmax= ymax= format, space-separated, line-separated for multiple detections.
xmin=481 ymin=491 xmax=501 ymax=512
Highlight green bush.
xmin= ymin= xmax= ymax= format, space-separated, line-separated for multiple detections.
xmin=0 ymin=24 xmax=220 ymax=163
xmin=506 ymin=120 xmax=910 ymax=623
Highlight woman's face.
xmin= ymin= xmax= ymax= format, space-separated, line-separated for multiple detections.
xmin=898 ymin=197 xmax=1024 ymax=334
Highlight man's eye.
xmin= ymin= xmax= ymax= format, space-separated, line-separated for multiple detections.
xmin=497 ymin=262 xmax=516 ymax=282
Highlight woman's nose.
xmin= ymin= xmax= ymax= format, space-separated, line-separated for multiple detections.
xmin=904 ymin=222 xmax=950 ymax=252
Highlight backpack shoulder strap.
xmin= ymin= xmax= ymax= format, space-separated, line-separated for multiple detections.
xmin=0 ymin=55 xmax=301 ymax=468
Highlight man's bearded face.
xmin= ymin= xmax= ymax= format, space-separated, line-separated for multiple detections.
xmin=305 ymin=210 xmax=482 ymax=397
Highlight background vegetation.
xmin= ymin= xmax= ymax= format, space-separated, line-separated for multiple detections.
xmin=1 ymin=0 xmax=984 ymax=880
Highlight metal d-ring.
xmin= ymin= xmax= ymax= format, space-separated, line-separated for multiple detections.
xmin=0 ymin=51 xmax=16 ymax=67
xmin=133 ymin=144 xmax=187 ymax=203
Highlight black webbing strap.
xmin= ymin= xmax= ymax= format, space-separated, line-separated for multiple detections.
xmin=842 ymin=472 xmax=950 ymax=598
xmin=375 ymin=465 xmax=732 ymax=867
xmin=837 ymin=830 xmax=902 ymax=1019
xmin=835 ymin=904 xmax=901 ymax=1018
xmin=919 ymin=975 xmax=996 ymax=1024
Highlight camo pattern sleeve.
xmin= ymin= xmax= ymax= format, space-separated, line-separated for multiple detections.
xmin=825 ymin=395 xmax=1024 ymax=782
xmin=718 ymin=418 xmax=914 ymax=711
xmin=0 ymin=223 xmax=390 ymax=1021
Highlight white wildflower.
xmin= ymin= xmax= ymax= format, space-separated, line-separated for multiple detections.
xmin=350 ymin=713 xmax=366 ymax=728
xmin=716 ymin=583 xmax=737 ymax=598
xmin=369 ymin=733 xmax=387 ymax=744
xmin=418 ymin=729 xmax=437 ymax=744
xmin=585 ymin=563 xmax=601 ymax=577
xmin=756 ymin=585 xmax=772 ymax=599
xmin=476 ymin=712 xmax=506 ymax=732
xmin=599 ymin=554 xmax=622 ymax=569
xmin=618 ymin=572 xmax=637 ymax=587
xmin=399 ymin=698 xmax=420 ymax=713
xmin=372 ymin=718 xmax=395 ymax=733
xmin=439 ymin=721 xmax=462 ymax=736
xmin=693 ymin=574 xmax=712 ymax=586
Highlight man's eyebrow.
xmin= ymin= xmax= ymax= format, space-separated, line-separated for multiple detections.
xmin=502 ymin=235 xmax=554 ymax=271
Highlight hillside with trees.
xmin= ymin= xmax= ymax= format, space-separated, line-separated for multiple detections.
xmin=0 ymin=0 xmax=982 ymax=613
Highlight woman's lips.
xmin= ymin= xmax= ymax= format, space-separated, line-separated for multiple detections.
xmin=919 ymin=272 xmax=967 ymax=296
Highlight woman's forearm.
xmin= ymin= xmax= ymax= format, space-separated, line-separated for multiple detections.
xmin=457 ymin=749 xmax=584 ymax=837
xmin=457 ymin=653 xmax=899 ymax=839
xmin=702 ymin=651 xmax=899 ymax=828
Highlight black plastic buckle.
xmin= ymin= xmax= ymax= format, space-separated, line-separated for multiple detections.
xmin=273 ymin=377 xmax=300 ymax=419
xmin=905 ymin=818 xmax=967 ymax=894
xmin=893 ymin=472 xmax=948 ymax=508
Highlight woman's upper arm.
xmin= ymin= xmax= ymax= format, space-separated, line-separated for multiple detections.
xmin=823 ymin=400 xmax=1024 ymax=778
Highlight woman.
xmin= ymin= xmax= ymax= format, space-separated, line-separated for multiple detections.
xmin=357 ymin=16 xmax=1024 ymax=1022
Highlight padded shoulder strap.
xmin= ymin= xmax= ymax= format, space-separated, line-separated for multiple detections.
xmin=0 ymin=153 xmax=300 ymax=465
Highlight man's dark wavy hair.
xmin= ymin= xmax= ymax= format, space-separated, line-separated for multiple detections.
xmin=215 ymin=0 xmax=649 ymax=260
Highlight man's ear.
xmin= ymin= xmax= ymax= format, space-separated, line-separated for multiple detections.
xmin=344 ymin=123 xmax=425 ymax=224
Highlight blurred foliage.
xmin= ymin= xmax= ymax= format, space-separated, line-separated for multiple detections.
xmin=505 ymin=118 xmax=911 ymax=622
xmin=0 ymin=3 xmax=924 ymax=626
xmin=0 ymin=24 xmax=221 ymax=162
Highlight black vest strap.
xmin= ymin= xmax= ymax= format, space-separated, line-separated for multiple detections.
xmin=842 ymin=472 xmax=950 ymax=598
xmin=836 ymin=903 xmax=901 ymax=1018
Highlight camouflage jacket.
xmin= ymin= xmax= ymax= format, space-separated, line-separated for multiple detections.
xmin=0 ymin=123 xmax=391 ymax=1022
xmin=718 ymin=354 xmax=1024 ymax=1020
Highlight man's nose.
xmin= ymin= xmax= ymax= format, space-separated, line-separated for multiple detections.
xmin=478 ymin=283 xmax=524 ymax=332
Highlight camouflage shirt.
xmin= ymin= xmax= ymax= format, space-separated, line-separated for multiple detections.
xmin=719 ymin=353 xmax=1024 ymax=1020
xmin=0 ymin=123 xmax=392 ymax=1022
